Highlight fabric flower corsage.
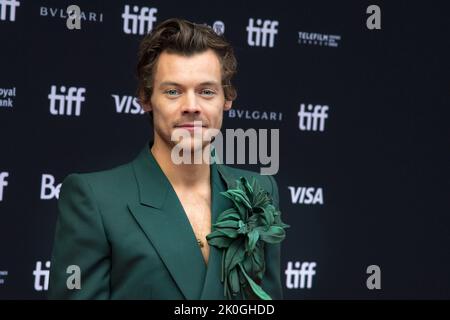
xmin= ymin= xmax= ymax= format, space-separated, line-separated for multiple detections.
xmin=206 ymin=176 xmax=289 ymax=300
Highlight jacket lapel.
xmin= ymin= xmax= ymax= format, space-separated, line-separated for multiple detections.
xmin=127 ymin=141 xmax=207 ymax=300
xmin=127 ymin=141 xmax=241 ymax=300
xmin=198 ymin=161 xmax=236 ymax=299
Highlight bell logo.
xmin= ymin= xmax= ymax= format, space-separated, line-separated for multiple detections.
xmin=40 ymin=174 xmax=62 ymax=200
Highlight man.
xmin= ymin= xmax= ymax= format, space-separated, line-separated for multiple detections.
xmin=48 ymin=18 xmax=285 ymax=300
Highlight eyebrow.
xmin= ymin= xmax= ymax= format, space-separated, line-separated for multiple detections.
xmin=158 ymin=81 xmax=220 ymax=88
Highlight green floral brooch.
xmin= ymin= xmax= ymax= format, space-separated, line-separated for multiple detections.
xmin=206 ymin=176 xmax=289 ymax=300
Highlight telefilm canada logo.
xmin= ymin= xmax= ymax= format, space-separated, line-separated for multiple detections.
xmin=298 ymin=31 xmax=341 ymax=47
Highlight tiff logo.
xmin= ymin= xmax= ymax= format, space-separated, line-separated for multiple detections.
xmin=122 ymin=5 xmax=157 ymax=35
xmin=40 ymin=174 xmax=62 ymax=200
xmin=246 ymin=18 xmax=278 ymax=47
xmin=112 ymin=95 xmax=144 ymax=114
xmin=0 ymin=0 xmax=20 ymax=22
xmin=288 ymin=186 xmax=324 ymax=205
xmin=0 ymin=172 xmax=9 ymax=201
xmin=33 ymin=261 xmax=50 ymax=291
xmin=48 ymin=85 xmax=86 ymax=116
xmin=298 ymin=103 xmax=329 ymax=132
xmin=285 ymin=261 xmax=317 ymax=289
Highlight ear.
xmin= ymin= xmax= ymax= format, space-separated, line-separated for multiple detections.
xmin=143 ymin=102 xmax=153 ymax=113
xmin=224 ymin=100 xmax=233 ymax=111
xmin=138 ymin=90 xmax=153 ymax=112
xmin=140 ymin=98 xmax=152 ymax=113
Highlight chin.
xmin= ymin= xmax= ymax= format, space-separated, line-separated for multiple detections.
xmin=177 ymin=136 xmax=208 ymax=152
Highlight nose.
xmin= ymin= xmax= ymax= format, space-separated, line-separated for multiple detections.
xmin=181 ymin=90 xmax=201 ymax=115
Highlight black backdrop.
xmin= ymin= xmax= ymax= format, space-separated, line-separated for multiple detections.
xmin=1 ymin=0 xmax=449 ymax=299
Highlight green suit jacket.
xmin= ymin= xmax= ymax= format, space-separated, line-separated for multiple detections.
xmin=48 ymin=140 xmax=283 ymax=300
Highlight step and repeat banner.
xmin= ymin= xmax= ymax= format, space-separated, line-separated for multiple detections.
xmin=1 ymin=0 xmax=449 ymax=299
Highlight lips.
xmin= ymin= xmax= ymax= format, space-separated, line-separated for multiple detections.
xmin=175 ymin=123 xmax=207 ymax=128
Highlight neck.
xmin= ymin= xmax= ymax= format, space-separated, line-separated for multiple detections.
xmin=150 ymin=137 xmax=211 ymax=189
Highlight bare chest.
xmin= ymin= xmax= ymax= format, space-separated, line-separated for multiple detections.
xmin=176 ymin=191 xmax=212 ymax=264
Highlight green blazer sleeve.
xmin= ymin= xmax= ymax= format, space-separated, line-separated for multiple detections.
xmin=48 ymin=173 xmax=111 ymax=299
xmin=260 ymin=174 xmax=284 ymax=300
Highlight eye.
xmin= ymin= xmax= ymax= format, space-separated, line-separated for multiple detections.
xmin=200 ymin=89 xmax=217 ymax=97
xmin=164 ymin=89 xmax=180 ymax=97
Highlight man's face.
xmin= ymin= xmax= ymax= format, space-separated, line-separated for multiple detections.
xmin=145 ymin=49 xmax=232 ymax=154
